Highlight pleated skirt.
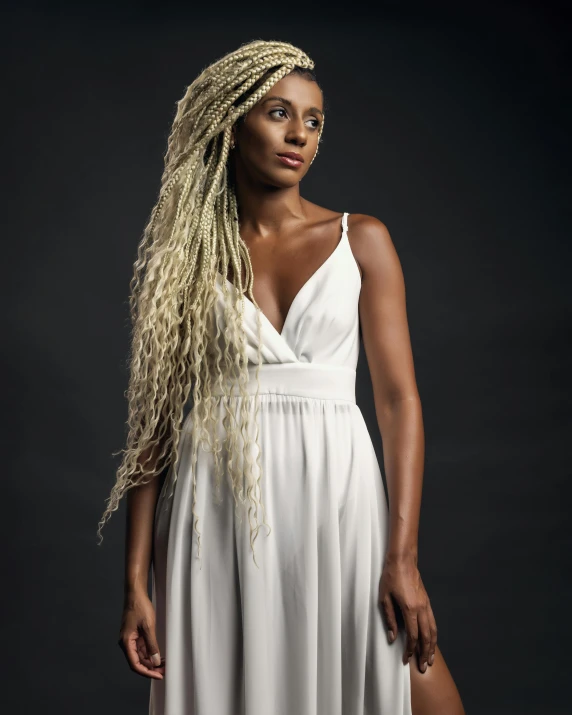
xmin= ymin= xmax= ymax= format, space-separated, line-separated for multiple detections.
xmin=150 ymin=365 xmax=412 ymax=715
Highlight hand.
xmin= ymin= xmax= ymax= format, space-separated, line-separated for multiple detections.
xmin=378 ymin=552 xmax=437 ymax=673
xmin=118 ymin=587 xmax=165 ymax=680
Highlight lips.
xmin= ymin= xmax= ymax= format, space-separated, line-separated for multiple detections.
xmin=277 ymin=152 xmax=304 ymax=168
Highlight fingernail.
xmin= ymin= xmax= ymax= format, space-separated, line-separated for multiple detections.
xmin=421 ymin=661 xmax=427 ymax=673
xmin=388 ymin=630 xmax=394 ymax=642
xmin=151 ymin=653 xmax=161 ymax=666
xmin=429 ymin=653 xmax=435 ymax=665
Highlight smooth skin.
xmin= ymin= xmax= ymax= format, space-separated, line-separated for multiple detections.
xmin=119 ymin=71 xmax=465 ymax=714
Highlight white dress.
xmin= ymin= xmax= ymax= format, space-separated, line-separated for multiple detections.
xmin=150 ymin=212 xmax=412 ymax=714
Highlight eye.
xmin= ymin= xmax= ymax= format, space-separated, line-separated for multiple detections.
xmin=268 ymin=108 xmax=321 ymax=130
xmin=269 ymin=107 xmax=288 ymax=120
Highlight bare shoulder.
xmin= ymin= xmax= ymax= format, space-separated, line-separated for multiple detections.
xmin=347 ymin=212 xmax=393 ymax=247
xmin=346 ymin=213 xmax=401 ymax=283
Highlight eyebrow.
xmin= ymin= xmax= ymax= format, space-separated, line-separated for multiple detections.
xmin=261 ymin=95 xmax=324 ymax=118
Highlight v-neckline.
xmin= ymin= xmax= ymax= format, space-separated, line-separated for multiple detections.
xmin=218 ymin=213 xmax=348 ymax=339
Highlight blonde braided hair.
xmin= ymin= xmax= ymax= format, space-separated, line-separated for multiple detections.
xmin=97 ymin=39 xmax=325 ymax=567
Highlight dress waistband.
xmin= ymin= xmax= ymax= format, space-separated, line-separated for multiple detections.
xmin=211 ymin=362 xmax=356 ymax=403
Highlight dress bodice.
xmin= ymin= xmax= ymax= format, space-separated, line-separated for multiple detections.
xmin=213 ymin=212 xmax=362 ymax=369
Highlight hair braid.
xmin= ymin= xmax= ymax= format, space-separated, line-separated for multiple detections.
xmin=97 ymin=39 xmax=324 ymax=568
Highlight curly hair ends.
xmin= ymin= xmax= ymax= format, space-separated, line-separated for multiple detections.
xmin=97 ymin=39 xmax=325 ymax=568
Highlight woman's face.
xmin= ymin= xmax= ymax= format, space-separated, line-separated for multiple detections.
xmin=231 ymin=72 xmax=324 ymax=189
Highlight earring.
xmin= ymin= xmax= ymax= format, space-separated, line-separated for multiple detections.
xmin=230 ymin=138 xmax=236 ymax=150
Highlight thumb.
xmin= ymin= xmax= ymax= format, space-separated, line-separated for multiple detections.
xmin=141 ymin=621 xmax=162 ymax=666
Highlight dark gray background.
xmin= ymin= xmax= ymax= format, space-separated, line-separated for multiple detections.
xmin=4 ymin=1 xmax=570 ymax=713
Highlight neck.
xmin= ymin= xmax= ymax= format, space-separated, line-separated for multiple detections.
xmin=231 ymin=165 xmax=307 ymax=237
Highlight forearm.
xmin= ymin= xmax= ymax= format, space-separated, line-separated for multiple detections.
xmin=375 ymin=395 xmax=425 ymax=563
xmin=124 ymin=441 xmax=168 ymax=599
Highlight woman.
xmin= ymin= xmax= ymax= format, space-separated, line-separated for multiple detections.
xmin=100 ymin=40 xmax=465 ymax=714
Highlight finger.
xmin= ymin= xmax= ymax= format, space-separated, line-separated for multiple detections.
xmin=134 ymin=634 xmax=166 ymax=675
xmin=401 ymin=605 xmax=419 ymax=666
xmin=137 ymin=643 xmax=166 ymax=675
xmin=119 ymin=632 xmax=164 ymax=680
xmin=141 ymin=620 xmax=163 ymax=668
xmin=379 ymin=593 xmax=398 ymax=644
xmin=426 ymin=600 xmax=438 ymax=665
xmin=416 ymin=607 xmax=432 ymax=674
xmin=136 ymin=634 xmax=156 ymax=669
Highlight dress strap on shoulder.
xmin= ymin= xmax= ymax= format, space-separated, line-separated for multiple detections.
xmin=342 ymin=211 xmax=349 ymax=234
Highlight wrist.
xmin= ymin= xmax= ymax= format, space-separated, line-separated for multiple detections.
xmin=124 ymin=579 xmax=148 ymax=599
xmin=384 ymin=545 xmax=418 ymax=565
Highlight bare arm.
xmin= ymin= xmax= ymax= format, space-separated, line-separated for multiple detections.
xmin=118 ymin=434 xmax=169 ymax=680
xmin=354 ymin=214 xmax=424 ymax=562
xmin=351 ymin=213 xmax=437 ymax=674
xmin=124 ymin=440 xmax=167 ymax=599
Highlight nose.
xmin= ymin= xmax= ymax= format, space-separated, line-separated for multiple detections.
xmin=285 ymin=116 xmax=307 ymax=147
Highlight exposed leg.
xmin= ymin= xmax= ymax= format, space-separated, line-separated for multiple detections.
xmin=409 ymin=643 xmax=465 ymax=715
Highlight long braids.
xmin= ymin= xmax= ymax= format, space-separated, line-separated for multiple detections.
xmin=97 ymin=40 xmax=325 ymax=567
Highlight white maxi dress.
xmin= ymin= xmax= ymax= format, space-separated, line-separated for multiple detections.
xmin=150 ymin=212 xmax=412 ymax=714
